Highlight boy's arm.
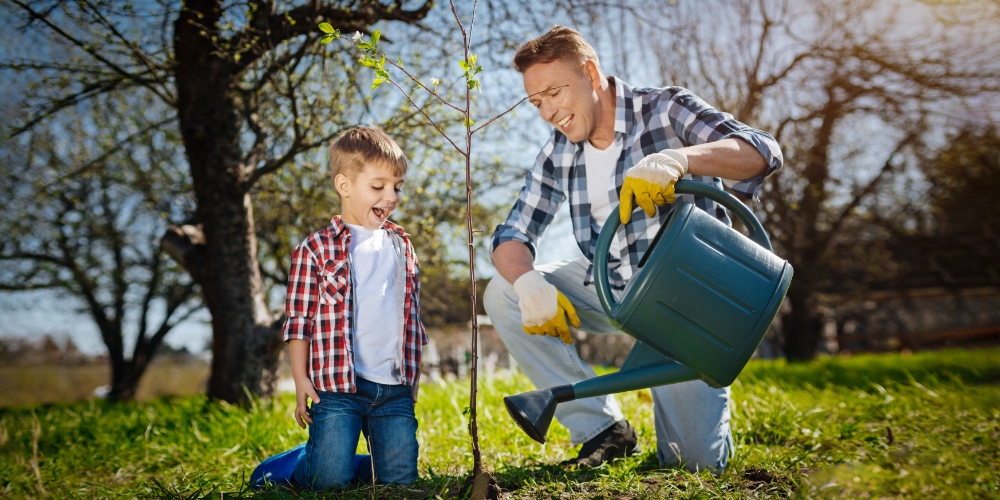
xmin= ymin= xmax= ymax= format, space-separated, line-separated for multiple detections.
xmin=289 ymin=339 xmax=320 ymax=428
xmin=283 ymin=242 xmax=321 ymax=427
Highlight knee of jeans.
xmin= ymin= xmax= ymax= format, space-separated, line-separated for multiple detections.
xmin=483 ymin=276 xmax=516 ymax=317
xmin=657 ymin=441 xmax=728 ymax=475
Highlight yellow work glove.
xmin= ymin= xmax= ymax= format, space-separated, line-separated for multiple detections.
xmin=512 ymin=270 xmax=581 ymax=344
xmin=619 ymin=150 xmax=689 ymax=224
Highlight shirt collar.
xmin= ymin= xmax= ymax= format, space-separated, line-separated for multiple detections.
xmin=328 ymin=215 xmax=406 ymax=238
xmin=610 ymin=75 xmax=631 ymax=140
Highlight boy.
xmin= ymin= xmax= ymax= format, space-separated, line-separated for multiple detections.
xmin=283 ymin=126 xmax=427 ymax=490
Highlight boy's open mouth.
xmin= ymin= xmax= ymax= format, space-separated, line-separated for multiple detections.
xmin=372 ymin=206 xmax=391 ymax=220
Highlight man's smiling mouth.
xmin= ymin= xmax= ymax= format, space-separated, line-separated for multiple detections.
xmin=557 ymin=115 xmax=572 ymax=128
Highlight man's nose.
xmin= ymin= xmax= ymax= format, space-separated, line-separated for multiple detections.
xmin=539 ymin=101 xmax=557 ymax=123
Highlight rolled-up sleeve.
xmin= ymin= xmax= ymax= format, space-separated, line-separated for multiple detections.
xmin=282 ymin=242 xmax=317 ymax=342
xmin=662 ymin=87 xmax=783 ymax=201
xmin=490 ymin=133 xmax=567 ymax=259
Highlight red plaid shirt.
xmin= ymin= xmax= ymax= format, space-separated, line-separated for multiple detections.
xmin=283 ymin=216 xmax=427 ymax=393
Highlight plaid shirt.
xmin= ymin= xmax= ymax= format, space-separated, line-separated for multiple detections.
xmin=492 ymin=77 xmax=783 ymax=289
xmin=283 ymin=216 xmax=427 ymax=393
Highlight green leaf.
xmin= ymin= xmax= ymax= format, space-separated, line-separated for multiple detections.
xmin=372 ymin=29 xmax=381 ymax=45
xmin=320 ymin=34 xmax=335 ymax=44
xmin=464 ymin=116 xmax=476 ymax=127
xmin=459 ymin=60 xmax=470 ymax=71
xmin=318 ymin=22 xmax=335 ymax=34
xmin=371 ymin=77 xmax=385 ymax=90
xmin=397 ymin=56 xmax=403 ymax=68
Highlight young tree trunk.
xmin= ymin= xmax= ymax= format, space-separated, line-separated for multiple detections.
xmin=174 ymin=1 xmax=282 ymax=405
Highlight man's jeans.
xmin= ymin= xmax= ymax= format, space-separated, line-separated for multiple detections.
xmin=293 ymin=377 xmax=419 ymax=489
xmin=484 ymin=257 xmax=733 ymax=472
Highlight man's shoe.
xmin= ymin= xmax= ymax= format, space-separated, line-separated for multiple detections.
xmin=562 ymin=420 xmax=640 ymax=468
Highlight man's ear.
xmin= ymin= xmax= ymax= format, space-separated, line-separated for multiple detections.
xmin=584 ymin=59 xmax=603 ymax=90
xmin=334 ymin=173 xmax=350 ymax=198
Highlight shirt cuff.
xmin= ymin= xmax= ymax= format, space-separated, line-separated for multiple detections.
xmin=491 ymin=225 xmax=536 ymax=259
xmin=282 ymin=316 xmax=312 ymax=342
xmin=721 ymin=130 xmax=783 ymax=202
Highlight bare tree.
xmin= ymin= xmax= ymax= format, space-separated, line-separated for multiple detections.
xmin=3 ymin=0 xmax=435 ymax=404
xmin=644 ymin=0 xmax=1000 ymax=360
xmin=0 ymin=96 xmax=200 ymax=401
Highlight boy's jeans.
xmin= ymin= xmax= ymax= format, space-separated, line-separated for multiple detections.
xmin=293 ymin=377 xmax=418 ymax=489
xmin=484 ymin=257 xmax=733 ymax=472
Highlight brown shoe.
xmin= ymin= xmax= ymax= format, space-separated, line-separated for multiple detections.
xmin=562 ymin=420 xmax=640 ymax=468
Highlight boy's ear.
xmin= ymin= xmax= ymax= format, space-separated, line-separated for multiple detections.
xmin=334 ymin=173 xmax=350 ymax=198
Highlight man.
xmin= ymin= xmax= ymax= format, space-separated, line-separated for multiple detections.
xmin=484 ymin=26 xmax=782 ymax=472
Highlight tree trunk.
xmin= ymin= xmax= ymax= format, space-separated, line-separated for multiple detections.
xmin=175 ymin=1 xmax=282 ymax=405
xmin=782 ymin=283 xmax=822 ymax=362
xmin=107 ymin=358 xmax=139 ymax=402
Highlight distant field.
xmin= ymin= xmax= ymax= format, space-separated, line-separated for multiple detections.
xmin=1 ymin=348 xmax=999 ymax=498
xmin=0 ymin=359 xmax=209 ymax=408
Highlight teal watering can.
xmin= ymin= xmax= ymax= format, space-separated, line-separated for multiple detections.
xmin=503 ymin=180 xmax=793 ymax=443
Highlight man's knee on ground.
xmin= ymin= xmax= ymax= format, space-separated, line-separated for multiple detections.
xmin=657 ymin=442 xmax=728 ymax=475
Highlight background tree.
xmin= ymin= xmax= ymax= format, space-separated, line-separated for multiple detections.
xmin=645 ymin=0 xmax=1000 ymax=360
xmin=4 ymin=0 xmax=436 ymax=403
xmin=0 ymin=95 xmax=200 ymax=401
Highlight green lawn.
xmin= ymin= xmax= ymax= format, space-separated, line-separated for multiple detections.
xmin=2 ymin=348 xmax=999 ymax=499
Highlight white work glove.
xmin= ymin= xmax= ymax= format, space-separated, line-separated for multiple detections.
xmin=619 ymin=149 xmax=689 ymax=224
xmin=512 ymin=270 xmax=581 ymax=344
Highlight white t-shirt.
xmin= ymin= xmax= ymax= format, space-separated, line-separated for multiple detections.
xmin=584 ymin=139 xmax=624 ymax=259
xmin=345 ymin=223 xmax=403 ymax=385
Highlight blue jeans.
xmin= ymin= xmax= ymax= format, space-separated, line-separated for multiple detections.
xmin=484 ymin=257 xmax=733 ymax=473
xmin=292 ymin=377 xmax=419 ymax=489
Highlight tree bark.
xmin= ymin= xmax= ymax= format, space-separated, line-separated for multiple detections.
xmin=782 ymin=283 xmax=822 ymax=362
xmin=174 ymin=1 xmax=282 ymax=404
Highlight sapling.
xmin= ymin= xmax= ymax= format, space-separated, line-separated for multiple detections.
xmin=319 ymin=1 xmax=563 ymax=494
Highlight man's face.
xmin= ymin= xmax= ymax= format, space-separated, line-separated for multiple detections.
xmin=523 ymin=59 xmax=601 ymax=144
xmin=336 ymin=163 xmax=404 ymax=230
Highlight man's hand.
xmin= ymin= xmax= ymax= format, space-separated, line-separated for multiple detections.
xmin=513 ymin=270 xmax=581 ymax=344
xmin=293 ymin=375 xmax=321 ymax=429
xmin=619 ymin=150 xmax=689 ymax=224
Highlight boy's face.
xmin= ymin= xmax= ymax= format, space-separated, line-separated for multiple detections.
xmin=335 ymin=163 xmax=404 ymax=230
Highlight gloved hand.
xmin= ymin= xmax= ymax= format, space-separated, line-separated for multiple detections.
xmin=619 ymin=150 xmax=689 ymax=224
xmin=512 ymin=270 xmax=581 ymax=344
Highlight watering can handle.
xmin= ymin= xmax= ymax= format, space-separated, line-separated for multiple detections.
xmin=595 ymin=179 xmax=773 ymax=315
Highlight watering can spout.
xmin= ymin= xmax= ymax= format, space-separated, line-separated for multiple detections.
xmin=503 ymin=349 xmax=700 ymax=444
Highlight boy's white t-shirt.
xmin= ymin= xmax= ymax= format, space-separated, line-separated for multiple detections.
xmin=345 ymin=223 xmax=403 ymax=385
xmin=584 ymin=139 xmax=624 ymax=260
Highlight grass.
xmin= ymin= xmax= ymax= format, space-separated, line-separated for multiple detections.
xmin=1 ymin=348 xmax=999 ymax=499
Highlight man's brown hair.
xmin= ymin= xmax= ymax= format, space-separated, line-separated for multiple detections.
xmin=512 ymin=25 xmax=599 ymax=73
xmin=328 ymin=126 xmax=408 ymax=183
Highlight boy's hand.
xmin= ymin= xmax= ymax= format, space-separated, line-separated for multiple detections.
xmin=294 ymin=376 xmax=321 ymax=429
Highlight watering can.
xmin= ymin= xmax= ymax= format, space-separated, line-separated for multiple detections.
xmin=503 ymin=180 xmax=793 ymax=443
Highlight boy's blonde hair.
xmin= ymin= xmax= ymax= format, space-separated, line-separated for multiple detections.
xmin=328 ymin=126 xmax=408 ymax=183
xmin=512 ymin=25 xmax=600 ymax=74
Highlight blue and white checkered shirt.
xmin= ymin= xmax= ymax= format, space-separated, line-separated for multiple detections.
xmin=491 ymin=77 xmax=783 ymax=289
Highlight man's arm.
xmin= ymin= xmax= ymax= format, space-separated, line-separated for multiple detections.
xmin=682 ymin=137 xmax=768 ymax=181
xmin=660 ymin=87 xmax=783 ymax=201
xmin=493 ymin=240 xmax=536 ymax=285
